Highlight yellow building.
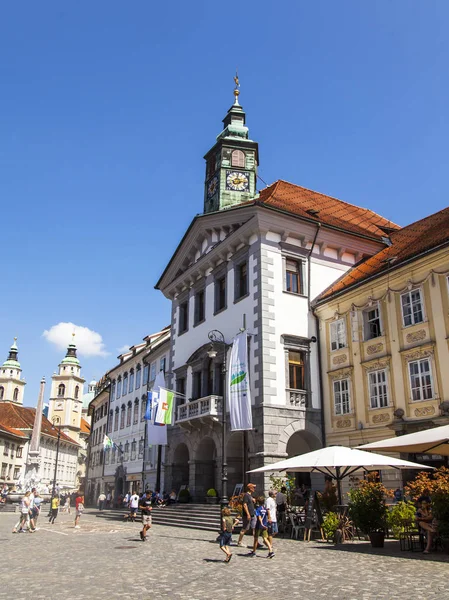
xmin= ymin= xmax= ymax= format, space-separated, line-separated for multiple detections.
xmin=313 ymin=207 xmax=449 ymax=487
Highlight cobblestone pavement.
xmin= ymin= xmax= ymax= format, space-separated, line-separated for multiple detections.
xmin=1 ymin=510 xmax=449 ymax=599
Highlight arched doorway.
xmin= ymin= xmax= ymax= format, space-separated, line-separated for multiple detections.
xmin=286 ymin=430 xmax=321 ymax=488
xmin=172 ymin=443 xmax=189 ymax=492
xmin=227 ymin=432 xmax=244 ymax=497
xmin=194 ymin=437 xmax=216 ymax=500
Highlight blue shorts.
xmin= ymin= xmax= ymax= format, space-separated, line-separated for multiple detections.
xmin=268 ymin=522 xmax=278 ymax=535
xmin=219 ymin=532 xmax=232 ymax=547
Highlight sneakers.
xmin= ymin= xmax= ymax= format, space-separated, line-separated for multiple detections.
xmin=268 ymin=552 xmax=275 ymax=559
xmin=237 ymin=542 xmax=245 ymax=547
xmin=248 ymin=551 xmax=256 ymax=557
xmin=74 ymin=525 xmax=80 ymax=529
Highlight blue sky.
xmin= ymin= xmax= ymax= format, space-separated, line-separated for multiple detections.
xmin=1 ymin=1 xmax=448 ymax=406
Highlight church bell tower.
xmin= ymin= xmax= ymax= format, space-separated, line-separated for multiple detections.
xmin=203 ymin=75 xmax=259 ymax=214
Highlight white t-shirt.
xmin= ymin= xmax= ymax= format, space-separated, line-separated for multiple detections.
xmin=130 ymin=494 xmax=139 ymax=508
xmin=265 ymin=496 xmax=277 ymax=522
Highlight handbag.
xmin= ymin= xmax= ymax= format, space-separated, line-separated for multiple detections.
xmin=77 ymin=502 xmax=85 ymax=513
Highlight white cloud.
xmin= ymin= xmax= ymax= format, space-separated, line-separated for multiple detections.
xmin=117 ymin=344 xmax=131 ymax=354
xmin=43 ymin=322 xmax=109 ymax=357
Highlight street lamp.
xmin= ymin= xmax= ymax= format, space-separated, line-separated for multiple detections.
xmin=51 ymin=417 xmax=62 ymax=497
xmin=207 ymin=329 xmax=230 ymax=509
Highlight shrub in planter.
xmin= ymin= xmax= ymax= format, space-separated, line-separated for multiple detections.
xmin=387 ymin=501 xmax=417 ymax=538
xmin=322 ymin=511 xmax=339 ymax=542
xmin=348 ymin=475 xmax=393 ymax=547
xmin=178 ymin=488 xmax=191 ymax=503
xmin=206 ymin=488 xmax=219 ymax=504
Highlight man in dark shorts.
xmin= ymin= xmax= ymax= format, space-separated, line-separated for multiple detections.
xmin=237 ymin=483 xmax=257 ymax=548
xmin=139 ymin=491 xmax=152 ymax=542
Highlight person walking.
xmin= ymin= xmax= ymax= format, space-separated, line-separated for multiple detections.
xmin=237 ymin=483 xmax=257 ymax=548
xmin=139 ymin=490 xmax=152 ymax=542
xmin=49 ymin=495 xmax=60 ymax=524
xmin=265 ymin=490 xmax=278 ymax=551
xmin=106 ymin=491 xmax=111 ymax=508
xmin=74 ymin=492 xmax=84 ymax=529
xmin=98 ymin=492 xmax=106 ymax=511
xmin=30 ymin=492 xmax=42 ymax=531
xmin=63 ymin=495 xmax=71 ymax=514
xmin=219 ymin=508 xmax=239 ymax=563
xmin=1 ymin=483 xmax=9 ymax=504
xmin=128 ymin=491 xmax=139 ymax=522
xmin=250 ymin=496 xmax=274 ymax=558
xmin=12 ymin=491 xmax=31 ymax=533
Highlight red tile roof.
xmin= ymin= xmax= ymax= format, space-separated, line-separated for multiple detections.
xmin=257 ymin=180 xmax=400 ymax=240
xmin=0 ymin=402 xmax=79 ymax=446
xmin=0 ymin=423 xmax=27 ymax=439
xmin=315 ymin=206 xmax=449 ymax=302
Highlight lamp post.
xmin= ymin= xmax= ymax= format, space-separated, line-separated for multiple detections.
xmin=51 ymin=417 xmax=62 ymax=497
xmin=207 ymin=330 xmax=230 ymax=509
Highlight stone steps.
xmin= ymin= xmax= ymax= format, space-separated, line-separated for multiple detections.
xmin=94 ymin=503 xmax=238 ymax=532
xmin=0 ymin=503 xmax=17 ymax=513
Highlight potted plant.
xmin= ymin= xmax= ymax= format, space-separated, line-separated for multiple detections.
xmin=206 ymin=488 xmax=219 ymax=504
xmin=178 ymin=488 xmax=191 ymax=504
xmin=322 ymin=511 xmax=339 ymax=542
xmin=348 ymin=475 xmax=392 ymax=547
xmin=387 ymin=501 xmax=417 ymax=538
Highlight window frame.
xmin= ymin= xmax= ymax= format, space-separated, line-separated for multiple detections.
xmin=135 ymin=366 xmax=141 ymax=390
xmin=194 ymin=288 xmax=205 ymax=326
xmin=368 ymin=369 xmax=389 ymax=409
xmin=408 ymin=358 xmax=434 ymax=401
xmin=285 ymin=258 xmax=304 ymax=295
xmin=362 ymin=303 xmax=382 ymax=341
xmin=235 ymin=260 xmax=248 ymax=302
xmin=129 ymin=369 xmax=134 ymax=393
xmin=330 ymin=319 xmax=347 ymax=351
xmin=178 ymin=300 xmax=189 ymax=335
xmin=214 ymin=273 xmax=227 ymax=314
xmin=401 ymin=288 xmax=425 ymax=327
xmin=333 ymin=379 xmax=351 ymax=415
xmin=288 ymin=350 xmax=305 ymax=390
xmin=231 ymin=149 xmax=245 ymax=168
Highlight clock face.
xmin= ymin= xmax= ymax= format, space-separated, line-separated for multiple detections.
xmin=226 ymin=170 xmax=249 ymax=192
xmin=207 ymin=175 xmax=219 ymax=198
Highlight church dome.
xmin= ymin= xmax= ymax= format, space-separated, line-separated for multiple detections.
xmin=2 ymin=338 xmax=21 ymax=370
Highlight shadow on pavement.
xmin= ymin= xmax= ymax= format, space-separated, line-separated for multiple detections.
xmin=313 ymin=540 xmax=449 ymax=563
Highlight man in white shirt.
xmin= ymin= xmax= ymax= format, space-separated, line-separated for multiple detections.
xmin=129 ymin=492 xmax=140 ymax=522
xmin=265 ymin=489 xmax=278 ymax=549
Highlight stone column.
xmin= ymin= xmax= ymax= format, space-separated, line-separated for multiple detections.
xmin=24 ymin=377 xmax=46 ymax=490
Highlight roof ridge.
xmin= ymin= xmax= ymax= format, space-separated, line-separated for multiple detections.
xmin=274 ymin=179 xmax=401 ymax=228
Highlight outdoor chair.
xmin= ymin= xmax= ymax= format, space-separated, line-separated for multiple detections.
xmin=289 ymin=513 xmax=304 ymax=539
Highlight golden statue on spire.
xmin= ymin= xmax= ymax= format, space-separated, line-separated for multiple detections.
xmin=233 ymin=70 xmax=240 ymax=103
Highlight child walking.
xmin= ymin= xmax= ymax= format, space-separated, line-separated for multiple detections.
xmin=49 ymin=495 xmax=59 ymax=524
xmin=251 ymin=496 xmax=274 ymax=558
xmin=219 ymin=508 xmax=239 ymax=563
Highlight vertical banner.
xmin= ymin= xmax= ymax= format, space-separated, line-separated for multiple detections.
xmin=146 ymin=371 xmax=168 ymax=445
xmin=228 ymin=331 xmax=253 ymax=431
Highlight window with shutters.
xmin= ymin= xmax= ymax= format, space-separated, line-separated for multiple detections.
xmin=369 ymin=370 xmax=389 ymax=408
xmin=401 ymin=289 xmax=424 ymax=327
xmin=333 ymin=379 xmax=351 ymax=415
xmin=231 ymin=149 xmax=245 ymax=167
xmin=330 ymin=319 xmax=347 ymax=351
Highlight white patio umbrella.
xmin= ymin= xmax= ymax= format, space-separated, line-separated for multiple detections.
xmin=248 ymin=445 xmax=433 ymax=504
xmin=358 ymin=425 xmax=449 ymax=456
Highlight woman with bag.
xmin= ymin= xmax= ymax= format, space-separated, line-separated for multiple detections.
xmin=74 ymin=492 xmax=84 ymax=529
xmin=12 ymin=491 xmax=31 ymax=533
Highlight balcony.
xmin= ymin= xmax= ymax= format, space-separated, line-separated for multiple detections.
xmin=175 ymin=395 xmax=222 ymax=428
xmin=287 ymin=388 xmax=309 ymax=408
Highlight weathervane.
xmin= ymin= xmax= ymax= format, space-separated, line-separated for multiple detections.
xmin=233 ymin=70 xmax=240 ymax=104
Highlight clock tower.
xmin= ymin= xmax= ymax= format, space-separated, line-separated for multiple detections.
xmin=204 ymin=76 xmax=259 ymax=214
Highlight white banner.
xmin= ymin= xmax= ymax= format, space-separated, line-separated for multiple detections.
xmin=228 ymin=331 xmax=252 ymax=431
xmin=147 ymin=371 xmax=168 ymax=445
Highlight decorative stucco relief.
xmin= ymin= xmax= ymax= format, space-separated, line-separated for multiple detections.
xmin=406 ymin=329 xmax=427 ymax=344
xmin=414 ymin=406 xmax=435 ymax=418
xmin=372 ymin=413 xmax=390 ymax=424
xmin=336 ymin=418 xmax=351 ymax=428
xmin=367 ymin=343 xmax=383 ymax=355
xmin=329 ymin=368 xmax=353 ymax=381
xmin=403 ymin=347 xmax=434 ymax=361
xmin=332 ymin=354 xmax=347 ymax=366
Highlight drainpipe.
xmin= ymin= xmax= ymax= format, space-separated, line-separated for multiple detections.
xmin=307 ymin=222 xmax=326 ymax=447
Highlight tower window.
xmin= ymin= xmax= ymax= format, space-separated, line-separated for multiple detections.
xmin=235 ymin=261 xmax=248 ymax=301
xmin=231 ymin=150 xmax=245 ymax=168
xmin=0 ymin=386 xmax=4 ymax=400
xmin=13 ymin=388 xmax=19 ymax=401
xmin=74 ymin=386 xmax=79 ymax=399
xmin=58 ymin=384 xmax=65 ymax=397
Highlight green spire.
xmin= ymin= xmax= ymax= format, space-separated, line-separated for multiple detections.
xmin=2 ymin=338 xmax=21 ymax=369
xmin=60 ymin=333 xmax=80 ymax=366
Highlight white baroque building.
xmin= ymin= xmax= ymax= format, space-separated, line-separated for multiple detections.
xmin=156 ymin=89 xmax=395 ymax=498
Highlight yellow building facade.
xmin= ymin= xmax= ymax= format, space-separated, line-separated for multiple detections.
xmin=313 ymin=208 xmax=449 ymax=486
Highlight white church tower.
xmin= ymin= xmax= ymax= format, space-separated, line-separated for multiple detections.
xmin=0 ymin=338 xmax=26 ymax=404
xmin=47 ymin=335 xmax=85 ymax=443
